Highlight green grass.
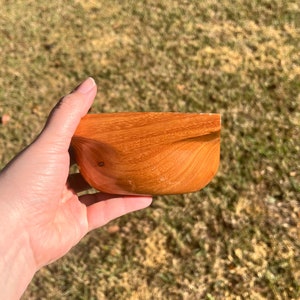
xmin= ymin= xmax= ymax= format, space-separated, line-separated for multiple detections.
xmin=1 ymin=0 xmax=299 ymax=299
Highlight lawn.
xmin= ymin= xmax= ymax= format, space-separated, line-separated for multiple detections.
xmin=0 ymin=0 xmax=299 ymax=299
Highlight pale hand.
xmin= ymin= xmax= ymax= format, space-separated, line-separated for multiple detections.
xmin=0 ymin=78 xmax=152 ymax=299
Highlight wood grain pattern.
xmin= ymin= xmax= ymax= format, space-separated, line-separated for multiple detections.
xmin=71 ymin=112 xmax=221 ymax=195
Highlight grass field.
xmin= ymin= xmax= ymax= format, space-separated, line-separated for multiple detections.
xmin=0 ymin=0 xmax=299 ymax=299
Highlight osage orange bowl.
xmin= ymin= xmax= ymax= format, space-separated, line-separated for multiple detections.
xmin=71 ymin=112 xmax=221 ymax=195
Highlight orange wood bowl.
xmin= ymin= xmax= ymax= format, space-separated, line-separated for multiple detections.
xmin=71 ymin=112 xmax=221 ymax=195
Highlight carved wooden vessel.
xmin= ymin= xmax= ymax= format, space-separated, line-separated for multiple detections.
xmin=71 ymin=112 xmax=221 ymax=195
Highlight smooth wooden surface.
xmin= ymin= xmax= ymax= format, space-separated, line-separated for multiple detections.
xmin=71 ymin=112 xmax=221 ymax=195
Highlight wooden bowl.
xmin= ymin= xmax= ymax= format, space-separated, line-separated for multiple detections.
xmin=71 ymin=112 xmax=221 ymax=195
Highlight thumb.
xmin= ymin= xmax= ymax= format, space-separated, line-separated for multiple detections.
xmin=38 ymin=77 xmax=97 ymax=151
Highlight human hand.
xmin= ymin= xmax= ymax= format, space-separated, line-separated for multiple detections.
xmin=0 ymin=78 xmax=152 ymax=299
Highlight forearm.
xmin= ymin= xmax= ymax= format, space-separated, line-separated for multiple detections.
xmin=0 ymin=222 xmax=36 ymax=299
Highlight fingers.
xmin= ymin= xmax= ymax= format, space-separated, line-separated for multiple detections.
xmin=80 ymin=194 xmax=152 ymax=231
xmin=38 ymin=77 xmax=97 ymax=151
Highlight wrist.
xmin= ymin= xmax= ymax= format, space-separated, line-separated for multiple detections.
xmin=0 ymin=217 xmax=36 ymax=299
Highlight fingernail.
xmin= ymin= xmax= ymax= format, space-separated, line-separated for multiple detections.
xmin=75 ymin=77 xmax=96 ymax=94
